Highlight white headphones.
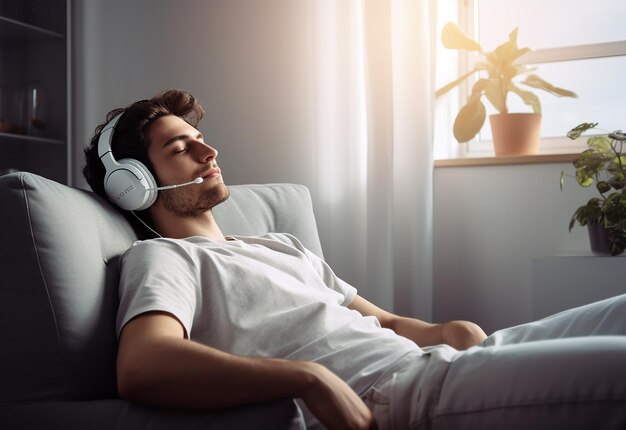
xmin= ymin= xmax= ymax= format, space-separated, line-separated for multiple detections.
xmin=97 ymin=112 xmax=158 ymax=211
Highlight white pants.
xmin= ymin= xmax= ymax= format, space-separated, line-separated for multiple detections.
xmin=364 ymin=294 xmax=626 ymax=430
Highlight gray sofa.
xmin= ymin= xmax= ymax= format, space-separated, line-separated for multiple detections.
xmin=0 ymin=172 xmax=324 ymax=429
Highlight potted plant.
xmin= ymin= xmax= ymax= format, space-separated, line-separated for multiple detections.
xmin=561 ymin=122 xmax=626 ymax=256
xmin=436 ymin=22 xmax=577 ymax=156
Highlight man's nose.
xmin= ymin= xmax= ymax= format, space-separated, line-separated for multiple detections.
xmin=196 ymin=142 xmax=218 ymax=162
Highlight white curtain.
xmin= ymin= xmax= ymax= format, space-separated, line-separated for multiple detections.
xmin=310 ymin=0 xmax=436 ymax=319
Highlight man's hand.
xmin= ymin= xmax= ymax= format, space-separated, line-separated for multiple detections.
xmin=348 ymin=295 xmax=487 ymax=350
xmin=440 ymin=320 xmax=487 ymax=350
xmin=299 ymin=362 xmax=377 ymax=430
xmin=118 ymin=313 xmax=376 ymax=429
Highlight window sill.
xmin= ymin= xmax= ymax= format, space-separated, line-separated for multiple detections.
xmin=434 ymin=153 xmax=578 ymax=168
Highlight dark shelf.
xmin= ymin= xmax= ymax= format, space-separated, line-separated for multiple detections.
xmin=0 ymin=16 xmax=65 ymax=42
xmin=0 ymin=0 xmax=69 ymax=184
xmin=0 ymin=132 xmax=65 ymax=146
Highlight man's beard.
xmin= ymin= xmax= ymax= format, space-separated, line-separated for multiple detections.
xmin=159 ymin=183 xmax=230 ymax=217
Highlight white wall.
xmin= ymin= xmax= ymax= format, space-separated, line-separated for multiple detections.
xmin=434 ymin=162 xmax=599 ymax=334
xmin=72 ymin=0 xmax=317 ymax=190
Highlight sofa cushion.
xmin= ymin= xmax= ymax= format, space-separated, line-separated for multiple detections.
xmin=0 ymin=172 xmax=322 ymax=404
xmin=0 ymin=172 xmax=137 ymax=402
xmin=214 ymin=183 xmax=323 ymax=258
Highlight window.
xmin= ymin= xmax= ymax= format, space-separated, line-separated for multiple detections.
xmin=434 ymin=0 xmax=626 ymax=160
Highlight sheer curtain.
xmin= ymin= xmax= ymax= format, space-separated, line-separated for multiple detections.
xmin=310 ymin=0 xmax=435 ymax=318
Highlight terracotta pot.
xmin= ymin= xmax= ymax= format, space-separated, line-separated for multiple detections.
xmin=489 ymin=113 xmax=542 ymax=157
xmin=587 ymin=223 xmax=612 ymax=255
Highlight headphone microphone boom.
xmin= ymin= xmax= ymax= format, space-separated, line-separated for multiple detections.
xmin=147 ymin=177 xmax=204 ymax=191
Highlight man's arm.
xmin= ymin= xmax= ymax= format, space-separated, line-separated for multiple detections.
xmin=348 ymin=295 xmax=486 ymax=350
xmin=117 ymin=312 xmax=376 ymax=430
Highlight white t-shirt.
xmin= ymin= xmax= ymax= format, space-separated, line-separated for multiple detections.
xmin=117 ymin=233 xmax=421 ymax=399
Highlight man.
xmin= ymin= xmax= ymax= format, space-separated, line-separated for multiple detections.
xmin=84 ymin=89 xmax=626 ymax=429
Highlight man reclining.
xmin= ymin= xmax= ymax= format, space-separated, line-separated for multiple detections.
xmin=83 ymin=89 xmax=626 ymax=430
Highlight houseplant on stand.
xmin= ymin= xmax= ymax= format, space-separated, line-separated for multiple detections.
xmin=561 ymin=122 xmax=626 ymax=256
xmin=436 ymin=22 xmax=577 ymax=156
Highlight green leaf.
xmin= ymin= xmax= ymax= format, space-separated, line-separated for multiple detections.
xmin=608 ymin=176 xmax=626 ymax=190
xmin=602 ymin=225 xmax=626 ymax=255
xmin=521 ymin=74 xmax=577 ymax=98
xmin=435 ymin=69 xmax=477 ymax=98
xmin=474 ymin=61 xmax=490 ymax=71
xmin=607 ymin=228 xmax=626 ymax=255
xmin=586 ymin=136 xmax=612 ymax=154
xmin=574 ymin=149 xmax=606 ymax=180
xmin=607 ymin=163 xmax=626 ymax=178
xmin=511 ymin=47 xmax=532 ymax=63
xmin=483 ymin=80 xmax=506 ymax=113
xmin=567 ymin=122 xmax=598 ymax=140
xmin=469 ymin=79 xmax=490 ymax=99
xmin=576 ymin=170 xmax=594 ymax=187
xmin=509 ymin=27 xmax=519 ymax=44
xmin=569 ymin=214 xmax=577 ymax=231
xmin=512 ymin=64 xmax=535 ymax=78
xmin=597 ymin=181 xmax=611 ymax=193
xmin=441 ymin=22 xmax=482 ymax=52
xmin=608 ymin=130 xmax=626 ymax=141
xmin=615 ymin=219 xmax=626 ymax=231
xmin=493 ymin=28 xmax=521 ymax=64
xmin=509 ymin=84 xmax=541 ymax=113
xmin=453 ymin=99 xmax=486 ymax=143
xmin=575 ymin=198 xmax=604 ymax=225
xmin=560 ymin=171 xmax=565 ymax=191
xmin=603 ymin=192 xmax=626 ymax=226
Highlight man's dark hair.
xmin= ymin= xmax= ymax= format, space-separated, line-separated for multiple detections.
xmin=83 ymin=89 xmax=205 ymax=200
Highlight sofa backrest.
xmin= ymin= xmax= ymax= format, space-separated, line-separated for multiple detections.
xmin=0 ymin=172 xmax=322 ymax=404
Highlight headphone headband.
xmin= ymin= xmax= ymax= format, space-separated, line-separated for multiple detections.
xmin=97 ymin=112 xmax=124 ymax=159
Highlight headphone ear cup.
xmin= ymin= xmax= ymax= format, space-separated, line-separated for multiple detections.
xmin=103 ymin=159 xmax=158 ymax=211
xmin=121 ymin=158 xmax=158 ymax=210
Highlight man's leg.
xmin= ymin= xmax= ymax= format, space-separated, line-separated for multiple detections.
xmin=388 ymin=337 xmax=626 ymax=429
xmin=484 ymin=293 xmax=626 ymax=346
